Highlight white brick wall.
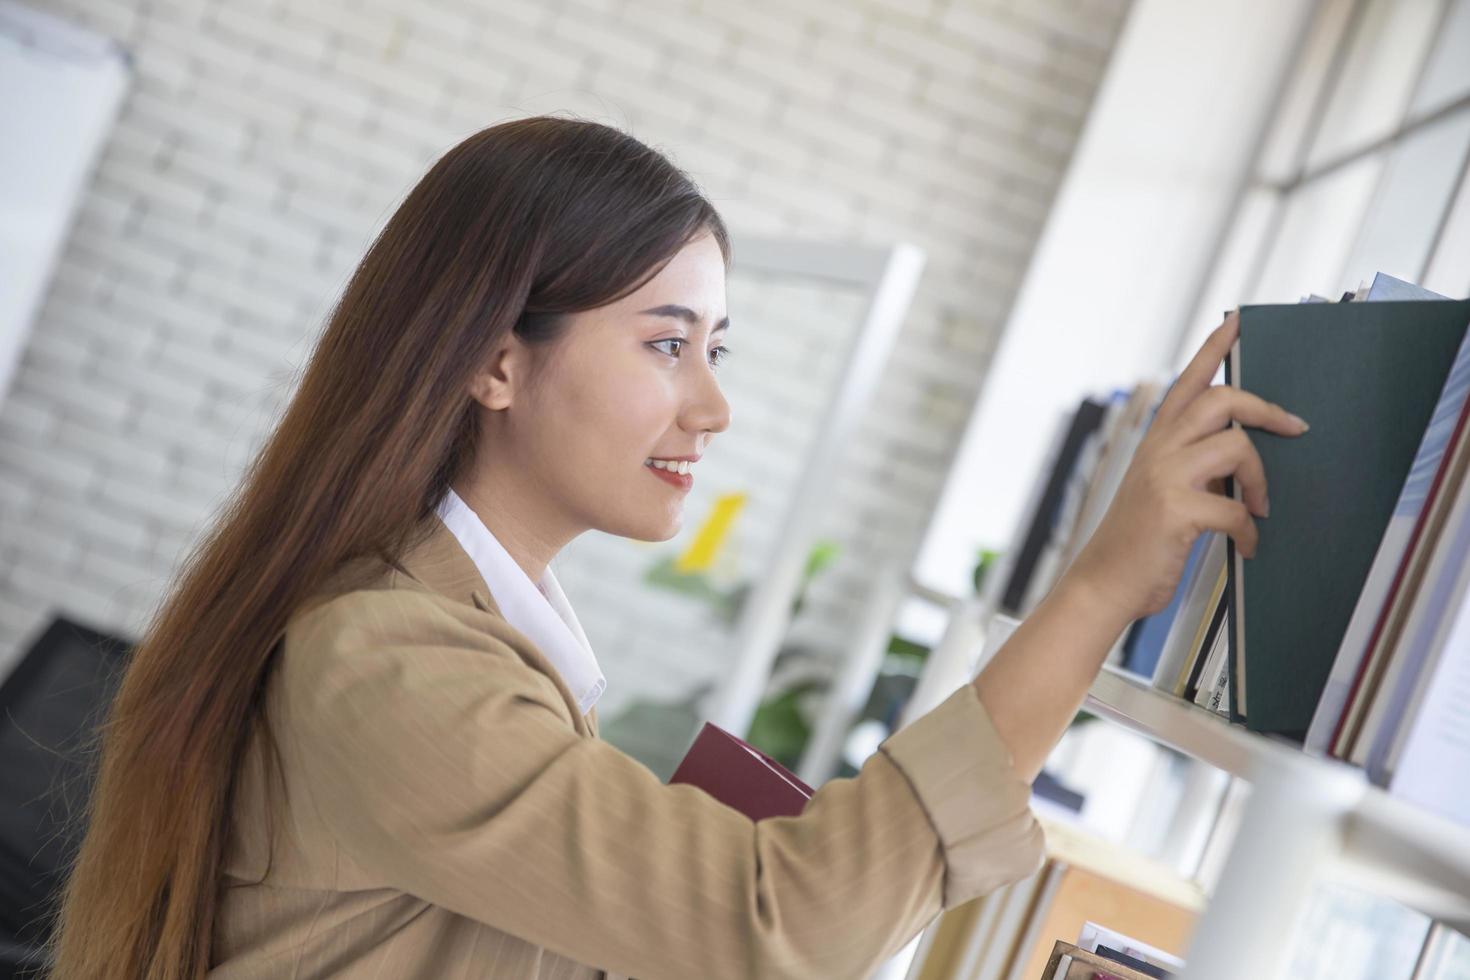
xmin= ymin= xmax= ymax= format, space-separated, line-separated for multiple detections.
xmin=0 ymin=0 xmax=1129 ymax=717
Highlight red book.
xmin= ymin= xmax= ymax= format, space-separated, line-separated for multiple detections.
xmin=669 ymin=722 xmax=815 ymax=821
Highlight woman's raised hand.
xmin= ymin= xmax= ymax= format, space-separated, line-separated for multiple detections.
xmin=1063 ymin=312 xmax=1310 ymax=624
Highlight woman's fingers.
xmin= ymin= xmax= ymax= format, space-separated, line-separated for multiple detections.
xmin=1175 ymin=427 xmax=1269 ymax=517
xmin=1165 ymin=384 xmax=1309 ymax=450
xmin=1189 ymin=491 xmax=1260 ymax=559
xmin=1154 ymin=312 xmax=1239 ymax=427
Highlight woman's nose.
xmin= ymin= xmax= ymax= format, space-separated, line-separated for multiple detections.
xmin=686 ymin=366 xmax=732 ymax=435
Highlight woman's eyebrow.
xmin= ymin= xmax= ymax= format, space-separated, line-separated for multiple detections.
xmin=638 ymin=304 xmax=730 ymax=333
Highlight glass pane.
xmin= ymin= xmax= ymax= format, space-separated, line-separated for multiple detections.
xmin=1280 ymin=882 xmax=1429 ymax=980
xmin=1423 ymin=924 xmax=1470 ymax=980
xmin=1423 ymin=153 xmax=1470 ymax=296
xmin=1339 ymin=106 xmax=1470 ymax=291
xmin=1305 ymin=0 xmax=1444 ymax=170
xmin=1412 ymin=0 xmax=1470 ymax=114
xmin=1258 ymin=0 xmax=1361 ymax=183
xmin=1248 ymin=151 xmax=1385 ymax=303
xmin=1181 ymin=186 xmax=1280 ymax=372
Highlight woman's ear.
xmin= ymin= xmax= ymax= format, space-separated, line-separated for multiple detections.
xmin=468 ymin=337 xmax=526 ymax=411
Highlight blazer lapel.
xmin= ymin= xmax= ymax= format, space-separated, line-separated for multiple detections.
xmin=397 ymin=518 xmax=599 ymax=739
xmin=396 ymin=516 xmax=495 ymax=612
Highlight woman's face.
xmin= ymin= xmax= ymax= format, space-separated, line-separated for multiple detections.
xmin=476 ymin=231 xmax=733 ymax=546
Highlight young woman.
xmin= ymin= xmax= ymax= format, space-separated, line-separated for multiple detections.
xmin=47 ymin=116 xmax=1304 ymax=979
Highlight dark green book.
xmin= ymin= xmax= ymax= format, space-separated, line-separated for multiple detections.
xmin=1228 ymin=299 xmax=1470 ymax=740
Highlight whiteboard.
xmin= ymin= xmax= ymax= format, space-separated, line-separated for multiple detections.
xmin=0 ymin=1 xmax=129 ymax=402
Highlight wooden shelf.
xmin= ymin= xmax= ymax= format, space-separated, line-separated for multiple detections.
xmin=1038 ymin=813 xmax=1208 ymax=913
xmin=1084 ymin=666 xmax=1470 ymax=929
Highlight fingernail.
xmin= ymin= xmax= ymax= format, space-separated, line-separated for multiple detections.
xmin=1289 ymin=413 xmax=1309 ymax=433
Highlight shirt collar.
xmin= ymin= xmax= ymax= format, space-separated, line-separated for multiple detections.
xmin=433 ymin=488 xmax=606 ymax=715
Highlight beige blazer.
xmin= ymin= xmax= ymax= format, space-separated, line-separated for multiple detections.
xmin=209 ymin=517 xmax=1045 ymax=979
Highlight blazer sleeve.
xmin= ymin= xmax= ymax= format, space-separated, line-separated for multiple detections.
xmin=276 ymin=588 xmax=1045 ymax=980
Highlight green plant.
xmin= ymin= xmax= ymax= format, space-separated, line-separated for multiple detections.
xmin=972 ymin=547 xmax=1001 ymax=595
xmin=746 ymin=678 xmax=825 ymax=770
xmin=642 ymin=538 xmax=842 ymax=626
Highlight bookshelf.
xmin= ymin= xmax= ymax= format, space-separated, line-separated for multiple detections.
xmin=1037 ymin=810 xmax=1208 ymax=915
xmin=887 ymin=0 xmax=1470 ymax=967
xmin=1083 ymin=665 xmax=1470 ymax=977
xmin=1087 ymin=666 xmax=1315 ymax=778
xmin=904 ymin=812 xmax=1205 ymax=980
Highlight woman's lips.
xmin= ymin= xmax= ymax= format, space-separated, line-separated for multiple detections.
xmin=645 ymin=462 xmax=692 ymax=490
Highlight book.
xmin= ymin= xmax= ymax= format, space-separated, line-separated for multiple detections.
xmin=1077 ymin=922 xmax=1184 ymax=977
xmin=1096 ymin=946 xmax=1173 ymax=978
xmin=1002 ymin=398 xmax=1109 ymax=615
xmin=1124 ymin=530 xmax=1210 ymax=680
xmin=906 ymin=877 xmax=1027 ymax=980
xmin=1225 ymin=298 xmax=1470 ymax=739
xmin=1158 ymin=540 xmax=1228 ymax=702
xmin=1182 ymin=584 xmax=1229 ymax=703
xmin=970 ymin=866 xmax=1057 ymax=980
xmin=1381 ymin=481 xmax=1470 ymax=823
xmin=1063 ymin=383 xmax=1163 ymax=573
xmin=1341 ymin=396 xmax=1470 ymax=765
xmin=1043 ymin=941 xmax=1173 ymax=980
xmin=1150 ymin=534 xmax=1226 ymax=697
xmin=1193 ymin=620 xmax=1231 ymax=717
xmin=983 ymin=412 xmax=1075 ymax=623
xmin=1223 ymin=332 xmax=1245 ymax=724
xmin=1024 ymin=394 xmax=1128 ymax=617
xmin=1305 ymin=275 xmax=1462 ymax=754
xmin=910 ymin=818 xmax=1200 ymax=980
xmin=668 ymin=721 xmax=814 ymax=821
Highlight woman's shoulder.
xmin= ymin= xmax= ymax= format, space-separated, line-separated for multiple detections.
xmin=286 ymin=562 xmax=488 ymax=652
xmin=274 ymin=570 xmax=583 ymax=739
xmin=287 ymin=516 xmax=493 ymax=632
xmin=280 ymin=556 xmax=551 ymax=693
xmin=275 ymin=524 xmax=586 ymax=729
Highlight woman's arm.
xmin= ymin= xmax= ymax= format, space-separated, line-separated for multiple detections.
xmin=975 ymin=313 xmax=1310 ymax=781
xmin=972 ymin=574 xmax=1132 ymax=782
xmin=277 ymin=586 xmax=1043 ymax=980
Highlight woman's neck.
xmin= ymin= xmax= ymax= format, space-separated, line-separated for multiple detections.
xmin=450 ymin=475 xmax=571 ymax=585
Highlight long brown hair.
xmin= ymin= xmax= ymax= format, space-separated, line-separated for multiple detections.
xmin=45 ymin=116 xmax=730 ymax=980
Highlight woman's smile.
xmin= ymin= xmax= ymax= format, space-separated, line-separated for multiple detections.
xmin=644 ymin=459 xmax=694 ymax=491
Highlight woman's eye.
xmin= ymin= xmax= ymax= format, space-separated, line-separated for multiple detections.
xmin=651 ymin=339 xmax=732 ymax=368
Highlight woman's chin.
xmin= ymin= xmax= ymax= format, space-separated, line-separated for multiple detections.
xmin=600 ymin=507 xmax=682 ymax=543
xmin=645 ymin=512 xmax=683 ymax=542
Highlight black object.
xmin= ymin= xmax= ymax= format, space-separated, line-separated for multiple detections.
xmin=1097 ymin=944 xmax=1174 ymax=978
xmin=1001 ymin=398 xmax=1108 ymax=615
xmin=1031 ymin=768 xmax=1086 ymax=813
xmin=0 ymin=615 xmax=133 ymax=978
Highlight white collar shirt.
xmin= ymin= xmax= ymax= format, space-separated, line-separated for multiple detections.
xmin=434 ymin=488 xmax=606 ymax=716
